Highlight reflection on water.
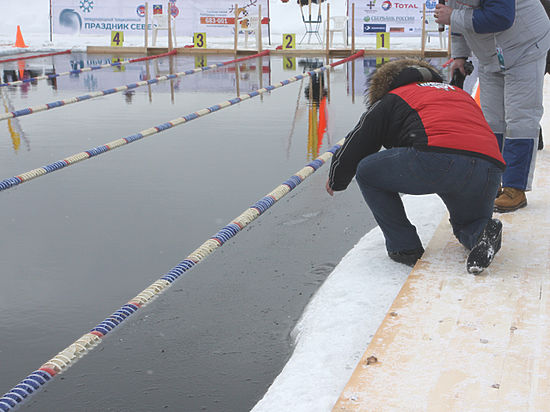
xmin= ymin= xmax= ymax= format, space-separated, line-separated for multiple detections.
xmin=0 ymin=88 xmax=28 ymax=153
xmin=301 ymin=58 xmax=328 ymax=160
xmin=0 ymin=53 xmax=451 ymax=170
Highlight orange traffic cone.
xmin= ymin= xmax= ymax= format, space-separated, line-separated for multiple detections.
xmin=14 ymin=25 xmax=28 ymax=48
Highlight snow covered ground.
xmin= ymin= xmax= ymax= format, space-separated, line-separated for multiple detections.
xmin=0 ymin=2 xmax=448 ymax=410
xmin=251 ymin=195 xmax=446 ymax=411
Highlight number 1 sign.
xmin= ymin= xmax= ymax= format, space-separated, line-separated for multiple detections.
xmin=376 ymin=32 xmax=390 ymax=49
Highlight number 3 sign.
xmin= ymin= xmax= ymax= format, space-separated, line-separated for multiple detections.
xmin=193 ymin=33 xmax=207 ymax=48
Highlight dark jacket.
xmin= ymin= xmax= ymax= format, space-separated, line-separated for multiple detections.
xmin=328 ymin=63 xmax=505 ymax=191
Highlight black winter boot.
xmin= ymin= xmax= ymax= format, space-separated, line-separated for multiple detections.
xmin=467 ymin=219 xmax=503 ymax=275
xmin=388 ymin=247 xmax=424 ymax=267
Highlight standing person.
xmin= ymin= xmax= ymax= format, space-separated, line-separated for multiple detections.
xmin=326 ymin=59 xmax=505 ymax=274
xmin=435 ymin=0 xmax=550 ymax=212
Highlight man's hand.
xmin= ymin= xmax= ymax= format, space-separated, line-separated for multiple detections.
xmin=435 ymin=3 xmax=452 ymax=26
xmin=326 ymin=179 xmax=334 ymax=196
xmin=451 ymin=57 xmax=467 ymax=76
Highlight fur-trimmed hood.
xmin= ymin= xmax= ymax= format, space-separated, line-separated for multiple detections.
xmin=367 ymin=58 xmax=443 ymax=106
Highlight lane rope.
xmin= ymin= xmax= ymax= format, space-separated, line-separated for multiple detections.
xmin=0 ymin=136 xmax=346 ymax=412
xmin=0 ymin=51 xmax=364 ymax=193
xmin=0 ymin=50 xmax=268 ymax=120
xmin=0 ymin=50 xmax=177 ymax=88
xmin=0 ymin=51 xmax=364 ymax=411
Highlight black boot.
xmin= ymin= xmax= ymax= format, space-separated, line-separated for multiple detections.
xmin=467 ymin=218 xmax=503 ymax=275
xmin=388 ymin=247 xmax=424 ymax=267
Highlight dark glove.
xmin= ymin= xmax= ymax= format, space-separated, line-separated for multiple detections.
xmin=450 ymin=60 xmax=474 ymax=90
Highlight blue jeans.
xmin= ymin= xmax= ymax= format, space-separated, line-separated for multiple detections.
xmin=355 ymin=147 xmax=502 ymax=253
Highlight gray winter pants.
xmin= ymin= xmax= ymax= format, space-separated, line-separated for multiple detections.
xmin=478 ymin=56 xmax=546 ymax=191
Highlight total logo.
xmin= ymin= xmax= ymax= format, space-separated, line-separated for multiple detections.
xmin=381 ymin=0 xmax=392 ymax=10
xmin=395 ymin=2 xmax=419 ymax=8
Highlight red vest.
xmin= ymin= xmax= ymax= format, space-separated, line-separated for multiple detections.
xmin=391 ymin=83 xmax=505 ymax=164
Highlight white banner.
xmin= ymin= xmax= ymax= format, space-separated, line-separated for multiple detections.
xmin=180 ymin=0 xmax=269 ymax=38
xmin=347 ymin=0 xmax=436 ymax=37
xmin=52 ymin=0 xmax=269 ymax=38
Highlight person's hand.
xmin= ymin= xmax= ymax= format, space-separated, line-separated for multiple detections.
xmin=326 ymin=179 xmax=334 ymax=196
xmin=434 ymin=3 xmax=452 ymax=26
xmin=451 ymin=57 xmax=467 ymax=76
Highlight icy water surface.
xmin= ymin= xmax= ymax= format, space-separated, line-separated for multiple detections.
xmin=0 ymin=52 xmax=446 ymax=411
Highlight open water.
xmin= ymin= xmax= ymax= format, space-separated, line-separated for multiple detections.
xmin=0 ymin=52 xmax=446 ymax=411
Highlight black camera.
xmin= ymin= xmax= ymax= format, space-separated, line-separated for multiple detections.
xmin=450 ymin=60 xmax=474 ymax=90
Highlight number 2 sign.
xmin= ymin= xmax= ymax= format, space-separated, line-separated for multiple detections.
xmin=282 ymin=33 xmax=296 ymax=50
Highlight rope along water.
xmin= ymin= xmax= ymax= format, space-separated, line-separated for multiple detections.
xmin=0 ymin=136 xmax=346 ymax=412
xmin=0 ymin=50 xmax=365 ymax=193
xmin=0 ymin=50 xmax=269 ymax=121
xmin=0 ymin=50 xmax=176 ymax=88
xmin=0 ymin=49 xmax=71 ymax=65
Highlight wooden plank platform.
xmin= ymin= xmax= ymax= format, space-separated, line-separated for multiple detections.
xmin=333 ymin=82 xmax=550 ymax=411
xmin=85 ymin=46 xmax=449 ymax=58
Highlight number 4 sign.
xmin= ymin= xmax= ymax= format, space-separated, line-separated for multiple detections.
xmin=111 ymin=31 xmax=124 ymax=47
